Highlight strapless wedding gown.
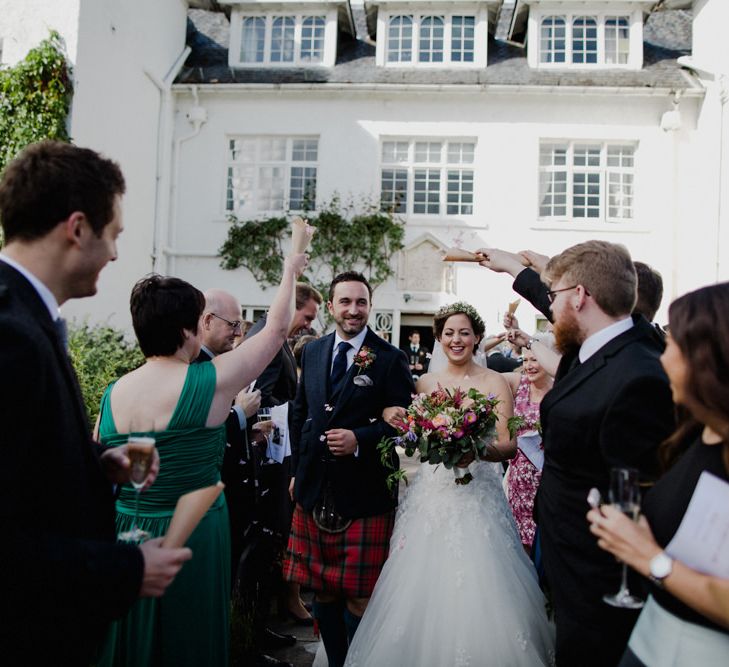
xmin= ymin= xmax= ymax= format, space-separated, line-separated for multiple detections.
xmin=341 ymin=460 xmax=555 ymax=667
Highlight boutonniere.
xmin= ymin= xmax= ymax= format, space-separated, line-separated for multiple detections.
xmin=353 ymin=346 xmax=376 ymax=386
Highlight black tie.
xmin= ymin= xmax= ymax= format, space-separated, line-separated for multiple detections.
xmin=330 ymin=341 xmax=351 ymax=394
xmin=54 ymin=317 xmax=68 ymax=350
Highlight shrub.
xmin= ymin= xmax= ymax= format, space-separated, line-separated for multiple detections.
xmin=68 ymin=322 xmax=144 ymax=430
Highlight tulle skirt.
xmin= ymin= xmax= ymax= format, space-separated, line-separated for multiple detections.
xmin=343 ymin=460 xmax=555 ymax=667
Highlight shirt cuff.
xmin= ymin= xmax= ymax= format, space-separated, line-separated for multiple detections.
xmin=354 ymin=445 xmax=359 ymax=457
xmin=232 ymin=405 xmax=246 ymax=430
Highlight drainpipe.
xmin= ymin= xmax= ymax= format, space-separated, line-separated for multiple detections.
xmin=165 ymin=85 xmax=208 ymax=275
xmin=144 ymin=44 xmax=191 ymax=274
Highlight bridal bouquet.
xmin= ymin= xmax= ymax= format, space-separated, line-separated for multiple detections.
xmin=378 ymin=385 xmax=500 ymax=487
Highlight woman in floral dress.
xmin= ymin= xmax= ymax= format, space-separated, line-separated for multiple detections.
xmin=503 ymin=348 xmax=553 ymax=551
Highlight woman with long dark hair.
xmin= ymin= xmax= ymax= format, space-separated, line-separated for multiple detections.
xmin=588 ymin=282 xmax=729 ymax=665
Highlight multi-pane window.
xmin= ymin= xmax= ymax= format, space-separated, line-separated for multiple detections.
xmin=539 ymin=142 xmax=635 ymax=222
xmin=380 ymin=139 xmax=475 ymax=216
xmin=226 ymin=137 xmax=318 ymax=215
xmin=451 ymin=16 xmax=475 ymax=63
xmin=301 ymin=17 xmax=325 ymax=61
xmin=386 ymin=14 xmax=478 ymax=65
xmin=539 ymin=14 xmax=631 ymax=66
xmin=238 ymin=14 xmax=327 ymax=65
xmin=605 ymin=17 xmax=630 ymax=64
xmin=540 ymin=16 xmax=566 ymax=63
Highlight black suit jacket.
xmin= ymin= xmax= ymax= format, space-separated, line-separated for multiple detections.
xmin=537 ymin=316 xmax=675 ymax=664
xmin=0 ymin=262 xmax=142 ymax=665
xmin=513 ymin=267 xmax=553 ymax=322
xmin=290 ymin=328 xmax=414 ymax=519
xmin=246 ymin=315 xmax=297 ymax=407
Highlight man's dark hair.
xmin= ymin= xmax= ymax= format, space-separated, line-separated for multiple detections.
xmin=130 ymin=275 xmax=205 ymax=357
xmin=296 ymin=282 xmax=323 ymax=309
xmin=328 ymin=271 xmax=373 ymax=303
xmin=633 ymin=261 xmax=664 ymax=322
xmin=0 ymin=140 xmax=126 ymax=242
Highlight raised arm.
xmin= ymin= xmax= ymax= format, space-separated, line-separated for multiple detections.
xmin=207 ymin=253 xmax=307 ymax=425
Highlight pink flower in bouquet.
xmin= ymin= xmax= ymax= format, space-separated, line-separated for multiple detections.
xmin=432 ymin=413 xmax=452 ymax=428
xmin=463 ymin=411 xmax=478 ymax=426
xmin=461 ymin=397 xmax=475 ymax=411
xmin=452 ymin=429 xmax=465 ymax=439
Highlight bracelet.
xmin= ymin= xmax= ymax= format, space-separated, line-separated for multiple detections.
xmin=525 ymin=337 xmax=535 ymax=350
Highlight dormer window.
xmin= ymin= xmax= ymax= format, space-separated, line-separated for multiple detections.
xmin=226 ymin=1 xmax=354 ymax=68
xmin=370 ymin=2 xmax=497 ymax=69
xmin=524 ymin=3 xmax=644 ymax=70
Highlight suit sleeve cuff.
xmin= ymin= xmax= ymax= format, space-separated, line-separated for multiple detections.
xmin=231 ymin=405 xmax=246 ymax=430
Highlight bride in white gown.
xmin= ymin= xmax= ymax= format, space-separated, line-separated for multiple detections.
xmin=340 ymin=303 xmax=555 ymax=667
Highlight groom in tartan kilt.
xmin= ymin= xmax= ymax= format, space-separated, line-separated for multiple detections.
xmin=284 ymin=271 xmax=414 ymax=667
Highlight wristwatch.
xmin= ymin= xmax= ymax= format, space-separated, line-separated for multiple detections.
xmin=525 ymin=337 xmax=535 ymax=350
xmin=648 ymin=551 xmax=674 ymax=588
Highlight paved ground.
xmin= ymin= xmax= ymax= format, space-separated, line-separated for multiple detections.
xmin=267 ymin=452 xmax=421 ymax=666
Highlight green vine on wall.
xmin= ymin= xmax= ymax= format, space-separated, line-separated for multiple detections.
xmin=0 ymin=30 xmax=72 ymax=173
xmin=218 ymin=198 xmax=405 ymax=297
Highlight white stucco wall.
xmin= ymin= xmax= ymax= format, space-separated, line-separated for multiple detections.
xmin=0 ymin=0 xmax=81 ymax=65
xmin=59 ymin=0 xmax=190 ymax=329
xmin=166 ymin=84 xmax=704 ymax=337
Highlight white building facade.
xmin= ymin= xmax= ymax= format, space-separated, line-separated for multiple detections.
xmin=1 ymin=0 xmax=727 ymax=343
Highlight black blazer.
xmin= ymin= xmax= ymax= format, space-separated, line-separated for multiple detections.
xmin=0 ymin=262 xmax=143 ymax=665
xmin=290 ymin=328 xmax=414 ymax=519
xmin=536 ymin=316 xmax=675 ymax=663
xmin=513 ymin=267 xmax=553 ymax=322
xmin=246 ymin=315 xmax=297 ymax=407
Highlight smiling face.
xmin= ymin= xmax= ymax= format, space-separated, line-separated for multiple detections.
xmin=522 ymin=349 xmax=546 ymax=384
xmin=439 ymin=313 xmax=480 ymax=365
xmin=327 ymin=280 xmax=371 ymax=339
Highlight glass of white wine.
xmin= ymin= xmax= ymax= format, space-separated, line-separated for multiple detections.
xmin=603 ymin=467 xmax=645 ymax=609
xmin=118 ymin=436 xmax=156 ymax=544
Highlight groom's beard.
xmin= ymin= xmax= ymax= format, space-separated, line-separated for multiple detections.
xmin=553 ymin=307 xmax=585 ymax=355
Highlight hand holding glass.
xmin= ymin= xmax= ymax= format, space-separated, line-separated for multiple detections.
xmin=118 ymin=436 xmax=156 ymax=544
xmin=603 ymin=467 xmax=645 ymax=609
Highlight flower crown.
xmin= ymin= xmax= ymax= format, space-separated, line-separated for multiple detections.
xmin=435 ymin=301 xmax=485 ymax=332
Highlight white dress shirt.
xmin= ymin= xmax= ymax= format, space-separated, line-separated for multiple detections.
xmin=579 ymin=316 xmax=634 ymax=363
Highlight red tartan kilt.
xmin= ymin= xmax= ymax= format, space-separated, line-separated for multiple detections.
xmin=284 ymin=504 xmax=394 ymax=598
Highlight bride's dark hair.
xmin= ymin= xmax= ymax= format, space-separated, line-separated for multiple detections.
xmin=660 ymin=282 xmax=729 ymax=472
xmin=433 ymin=302 xmax=486 ymax=353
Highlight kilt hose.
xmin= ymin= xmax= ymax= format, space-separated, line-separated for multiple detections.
xmin=284 ymin=504 xmax=395 ymax=598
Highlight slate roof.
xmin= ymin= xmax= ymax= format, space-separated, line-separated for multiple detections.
xmin=177 ymin=6 xmax=698 ymax=92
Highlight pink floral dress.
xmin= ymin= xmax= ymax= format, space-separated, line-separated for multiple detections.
xmin=506 ymin=374 xmax=543 ymax=549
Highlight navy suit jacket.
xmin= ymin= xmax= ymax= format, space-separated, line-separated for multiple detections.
xmin=0 ymin=261 xmax=142 ymax=665
xmin=290 ymin=327 xmax=414 ymax=519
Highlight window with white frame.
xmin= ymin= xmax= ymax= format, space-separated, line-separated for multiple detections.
xmin=225 ymin=137 xmax=318 ymax=215
xmin=239 ymin=14 xmax=326 ymax=65
xmin=539 ymin=14 xmax=631 ymax=66
xmin=538 ymin=142 xmax=635 ymax=223
xmin=380 ymin=139 xmax=475 ymax=216
xmin=386 ymin=13 xmax=476 ymax=65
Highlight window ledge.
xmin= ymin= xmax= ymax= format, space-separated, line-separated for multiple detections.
xmin=531 ymin=221 xmax=651 ymax=234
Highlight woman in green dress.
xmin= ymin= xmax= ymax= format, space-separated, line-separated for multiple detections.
xmin=97 ymin=252 xmax=307 ymax=666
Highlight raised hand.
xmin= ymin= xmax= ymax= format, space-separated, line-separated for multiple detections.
xmin=476 ymin=248 xmax=529 ymax=277
xmin=518 ymin=250 xmax=551 ymax=276
xmin=235 ymin=387 xmax=261 ymax=419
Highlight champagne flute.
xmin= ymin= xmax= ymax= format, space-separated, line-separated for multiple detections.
xmin=118 ymin=436 xmax=156 ymax=544
xmin=603 ymin=467 xmax=645 ymax=609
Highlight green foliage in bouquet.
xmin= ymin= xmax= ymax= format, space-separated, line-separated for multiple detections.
xmin=507 ymin=415 xmax=542 ymax=439
xmin=68 ymin=322 xmax=144 ymax=429
xmin=378 ymin=386 xmax=501 ymax=489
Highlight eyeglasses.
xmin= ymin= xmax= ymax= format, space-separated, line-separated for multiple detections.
xmin=546 ymin=285 xmax=579 ymax=304
xmin=210 ymin=313 xmax=242 ymax=331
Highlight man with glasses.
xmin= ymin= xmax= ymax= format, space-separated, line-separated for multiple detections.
xmin=478 ymin=242 xmax=674 ymax=667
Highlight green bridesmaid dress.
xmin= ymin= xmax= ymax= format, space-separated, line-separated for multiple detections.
xmin=97 ymin=361 xmax=230 ymax=667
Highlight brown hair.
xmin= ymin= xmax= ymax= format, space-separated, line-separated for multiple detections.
xmin=0 ymin=140 xmax=125 ymax=242
xmin=433 ymin=303 xmax=486 ymax=353
xmin=634 ymin=261 xmax=664 ymax=322
xmin=544 ymin=240 xmax=636 ymax=317
xmin=295 ymin=282 xmax=323 ymax=309
xmin=328 ymin=271 xmax=372 ymax=303
xmin=659 ymin=283 xmax=729 ymax=472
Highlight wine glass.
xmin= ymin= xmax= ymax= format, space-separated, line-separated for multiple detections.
xmin=603 ymin=467 xmax=645 ymax=609
xmin=118 ymin=436 xmax=156 ymax=544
